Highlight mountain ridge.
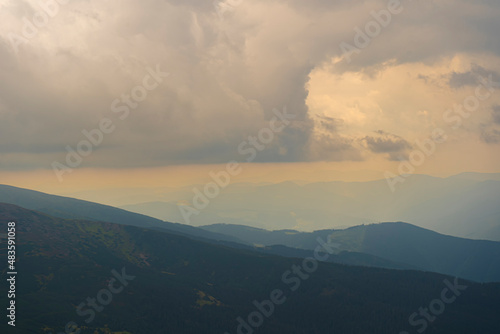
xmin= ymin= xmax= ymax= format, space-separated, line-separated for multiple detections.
xmin=2 ymin=203 xmax=500 ymax=333
xmin=202 ymin=221 xmax=500 ymax=282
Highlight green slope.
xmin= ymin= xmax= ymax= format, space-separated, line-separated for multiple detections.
xmin=0 ymin=185 xmax=415 ymax=271
xmin=1 ymin=204 xmax=500 ymax=334
xmin=202 ymin=222 xmax=500 ymax=282
xmin=334 ymin=222 xmax=500 ymax=282
xmin=0 ymin=184 xmax=243 ymax=244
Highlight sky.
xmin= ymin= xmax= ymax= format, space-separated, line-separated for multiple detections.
xmin=0 ymin=0 xmax=500 ymax=197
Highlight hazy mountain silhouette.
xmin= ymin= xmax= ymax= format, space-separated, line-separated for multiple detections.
xmin=0 ymin=185 xmax=417 ymax=271
xmin=3 ymin=184 xmax=500 ymax=282
xmin=119 ymin=173 xmax=500 ymax=241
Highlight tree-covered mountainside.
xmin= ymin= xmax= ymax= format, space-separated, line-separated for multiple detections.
xmin=1 ymin=203 xmax=500 ymax=334
xmin=0 ymin=185 xmax=413 ymax=271
xmin=3 ymin=183 xmax=499 ymax=283
xmin=0 ymin=184 xmax=243 ymax=244
xmin=217 ymin=240 xmax=417 ymax=271
xmin=202 ymin=222 xmax=500 ymax=282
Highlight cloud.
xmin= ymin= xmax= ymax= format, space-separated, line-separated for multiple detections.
xmin=479 ymin=106 xmax=500 ymax=144
xmin=492 ymin=105 xmax=500 ymax=124
xmin=308 ymin=133 xmax=362 ymax=162
xmin=448 ymin=64 xmax=500 ymax=88
xmin=363 ymin=130 xmax=412 ymax=161
xmin=480 ymin=126 xmax=500 ymax=144
xmin=0 ymin=0 xmax=500 ymax=171
xmin=315 ymin=115 xmax=344 ymax=133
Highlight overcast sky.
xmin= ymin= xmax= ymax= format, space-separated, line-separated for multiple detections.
xmin=1 ymin=0 xmax=500 ymax=191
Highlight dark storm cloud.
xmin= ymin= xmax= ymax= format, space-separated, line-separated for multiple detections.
xmin=492 ymin=105 xmax=500 ymax=124
xmin=480 ymin=127 xmax=500 ymax=144
xmin=449 ymin=64 xmax=500 ymax=88
xmin=316 ymin=115 xmax=344 ymax=132
xmin=479 ymin=106 xmax=500 ymax=144
xmin=0 ymin=0 xmax=499 ymax=170
xmin=363 ymin=130 xmax=412 ymax=160
xmin=308 ymin=133 xmax=362 ymax=162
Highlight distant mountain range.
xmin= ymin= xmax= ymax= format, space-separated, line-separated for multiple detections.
xmin=117 ymin=173 xmax=500 ymax=241
xmin=1 ymin=203 xmax=500 ymax=333
xmin=2 ymin=184 xmax=500 ymax=283
xmin=0 ymin=184 xmax=413 ymax=272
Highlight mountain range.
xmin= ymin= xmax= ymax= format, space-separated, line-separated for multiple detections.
xmin=115 ymin=173 xmax=500 ymax=241
xmin=1 ymin=203 xmax=500 ymax=334
xmin=202 ymin=222 xmax=500 ymax=282
xmin=2 ymin=184 xmax=500 ymax=284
